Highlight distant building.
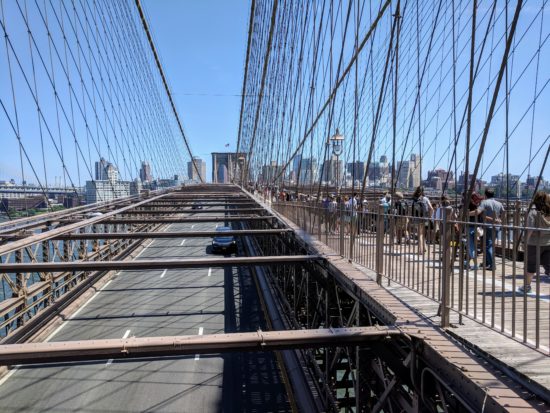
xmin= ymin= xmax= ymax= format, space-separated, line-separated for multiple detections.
xmin=426 ymin=169 xmax=454 ymax=191
xmin=368 ymin=156 xmax=390 ymax=187
xmin=490 ymin=173 xmax=521 ymax=198
xmin=95 ymin=158 xmax=118 ymax=181
xmin=395 ymin=154 xmax=421 ymax=189
xmin=85 ymin=180 xmax=131 ymax=204
xmin=139 ymin=161 xmax=152 ymax=183
xmin=95 ymin=158 xmax=108 ymax=180
xmin=130 ymin=179 xmax=142 ymax=196
xmin=211 ymin=152 xmax=247 ymax=183
xmin=188 ymin=157 xmax=206 ymax=182
xmin=260 ymin=161 xmax=283 ymax=184
xmin=457 ymin=173 xmax=485 ymax=194
xmin=1 ymin=196 xmax=47 ymax=211
xmin=295 ymin=157 xmax=318 ymax=185
xmin=347 ymin=161 xmax=366 ymax=183
xmin=321 ymin=156 xmax=343 ymax=184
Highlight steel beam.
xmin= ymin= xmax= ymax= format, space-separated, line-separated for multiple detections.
xmin=119 ymin=208 xmax=266 ymax=214
xmin=0 ymin=326 xmax=404 ymax=365
xmin=0 ymin=193 xmax=170 ymax=256
xmin=0 ymin=255 xmax=320 ymax=272
xmin=54 ymin=229 xmax=293 ymax=240
xmin=59 ymin=216 xmax=275 ymax=224
xmin=142 ymin=203 xmax=258 ymax=207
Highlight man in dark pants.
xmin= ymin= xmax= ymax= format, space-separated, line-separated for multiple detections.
xmin=470 ymin=188 xmax=504 ymax=270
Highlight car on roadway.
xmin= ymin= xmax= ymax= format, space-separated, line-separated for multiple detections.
xmin=191 ymin=203 xmax=203 ymax=210
xmin=211 ymin=226 xmax=236 ymax=253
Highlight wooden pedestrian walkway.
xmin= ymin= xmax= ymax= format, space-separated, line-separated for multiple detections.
xmin=322 ymin=230 xmax=550 ymax=402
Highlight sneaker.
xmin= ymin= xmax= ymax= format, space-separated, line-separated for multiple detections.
xmin=518 ymin=285 xmax=531 ymax=293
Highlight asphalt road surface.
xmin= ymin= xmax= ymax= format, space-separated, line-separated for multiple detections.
xmin=0 ymin=206 xmax=290 ymax=412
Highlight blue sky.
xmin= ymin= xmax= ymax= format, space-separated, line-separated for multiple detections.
xmin=1 ymin=1 xmax=546 ymax=187
xmin=141 ymin=0 xmax=249 ymax=182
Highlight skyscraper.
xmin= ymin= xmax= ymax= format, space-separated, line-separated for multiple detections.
xmin=321 ymin=155 xmax=343 ymax=184
xmin=94 ymin=158 xmax=118 ymax=182
xmin=139 ymin=161 xmax=152 ymax=183
xmin=395 ymin=154 xmax=421 ymax=189
xmin=187 ymin=157 xmax=206 ymax=182
xmin=95 ymin=158 xmax=108 ymax=180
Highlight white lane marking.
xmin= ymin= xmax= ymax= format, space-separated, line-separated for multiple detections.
xmin=107 ymin=330 xmax=132 ymax=365
xmin=0 ymin=368 xmax=18 ymax=387
xmin=135 ymin=240 xmax=154 ymax=259
xmin=180 ymin=239 xmax=186 ymax=246
xmin=194 ymin=327 xmax=204 ymax=360
xmin=191 ymin=224 xmax=195 ymax=229
xmin=45 ymin=280 xmax=114 ymax=343
xmin=207 ymin=268 xmax=212 ymax=277
xmin=160 ymin=269 xmax=167 ymax=278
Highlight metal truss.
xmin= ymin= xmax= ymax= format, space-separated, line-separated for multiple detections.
xmin=244 ymin=212 xmax=474 ymax=412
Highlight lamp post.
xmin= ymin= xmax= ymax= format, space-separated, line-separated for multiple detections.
xmin=330 ymin=129 xmax=344 ymax=195
xmin=237 ymin=156 xmax=245 ymax=187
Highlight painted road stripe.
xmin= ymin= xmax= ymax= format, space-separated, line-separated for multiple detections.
xmin=135 ymin=240 xmax=154 ymax=259
xmin=180 ymin=239 xmax=186 ymax=246
xmin=194 ymin=327 xmax=204 ymax=360
xmin=191 ymin=224 xmax=195 ymax=229
xmin=160 ymin=269 xmax=167 ymax=278
xmin=208 ymin=268 xmax=212 ymax=277
xmin=107 ymin=330 xmax=132 ymax=365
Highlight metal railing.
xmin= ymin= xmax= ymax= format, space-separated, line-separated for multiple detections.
xmin=272 ymin=200 xmax=550 ymax=352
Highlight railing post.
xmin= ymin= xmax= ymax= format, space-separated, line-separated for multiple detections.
xmin=376 ymin=204 xmax=384 ymax=285
xmin=339 ymin=203 xmax=345 ymax=256
xmin=440 ymin=206 xmax=452 ymax=328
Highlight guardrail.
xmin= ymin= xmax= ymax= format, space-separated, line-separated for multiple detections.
xmin=272 ymin=200 xmax=550 ymax=352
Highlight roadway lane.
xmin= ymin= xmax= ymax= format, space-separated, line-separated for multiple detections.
xmin=0 ymin=205 xmax=290 ymax=412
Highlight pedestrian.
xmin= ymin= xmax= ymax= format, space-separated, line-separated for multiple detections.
xmin=519 ymin=191 xmax=550 ymax=293
xmin=343 ymin=195 xmax=351 ymax=235
xmin=347 ymin=192 xmax=359 ymax=237
xmin=463 ymin=192 xmax=483 ymax=270
xmin=411 ymin=186 xmax=433 ymax=254
xmin=380 ymin=192 xmax=391 ymax=233
xmin=328 ymin=195 xmax=338 ymax=234
xmin=394 ymin=192 xmax=409 ymax=244
xmin=434 ymin=195 xmax=451 ymax=244
xmin=470 ymin=188 xmax=504 ymax=270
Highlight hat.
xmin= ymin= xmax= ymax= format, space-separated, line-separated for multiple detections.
xmin=395 ymin=191 xmax=404 ymax=199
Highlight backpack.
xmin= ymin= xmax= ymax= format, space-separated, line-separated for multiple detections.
xmin=412 ymin=197 xmax=429 ymax=217
xmin=395 ymin=200 xmax=408 ymax=216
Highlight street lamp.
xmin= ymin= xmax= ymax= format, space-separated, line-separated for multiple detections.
xmin=330 ymin=129 xmax=344 ymax=194
xmin=237 ymin=156 xmax=245 ymax=187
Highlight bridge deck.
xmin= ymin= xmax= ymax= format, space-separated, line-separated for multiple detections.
xmin=0 ymin=206 xmax=289 ymax=412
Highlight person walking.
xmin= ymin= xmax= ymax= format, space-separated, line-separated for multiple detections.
xmin=347 ymin=193 xmax=359 ymax=237
xmin=380 ymin=193 xmax=391 ymax=233
xmin=519 ymin=191 xmax=550 ymax=293
xmin=470 ymin=188 xmax=504 ymax=270
xmin=411 ymin=186 xmax=433 ymax=254
xmin=464 ymin=192 xmax=483 ymax=270
xmin=394 ymin=192 xmax=409 ymax=244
